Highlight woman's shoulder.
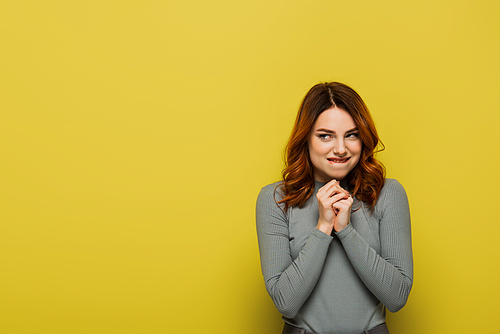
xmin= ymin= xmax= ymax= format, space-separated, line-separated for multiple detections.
xmin=381 ymin=178 xmax=406 ymax=193
xmin=260 ymin=180 xmax=283 ymax=190
xmin=258 ymin=181 xmax=284 ymax=201
xmin=375 ymin=178 xmax=409 ymax=211
xmin=256 ymin=181 xmax=288 ymax=217
xmin=382 ymin=178 xmax=405 ymax=191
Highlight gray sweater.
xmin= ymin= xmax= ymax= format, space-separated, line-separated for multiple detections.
xmin=256 ymin=179 xmax=413 ymax=334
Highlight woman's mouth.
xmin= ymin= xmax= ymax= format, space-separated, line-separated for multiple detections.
xmin=327 ymin=157 xmax=351 ymax=164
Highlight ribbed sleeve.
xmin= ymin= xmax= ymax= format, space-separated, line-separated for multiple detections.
xmin=256 ymin=184 xmax=333 ymax=318
xmin=336 ymin=179 xmax=413 ymax=312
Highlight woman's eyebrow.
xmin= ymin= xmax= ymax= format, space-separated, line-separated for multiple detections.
xmin=316 ymin=127 xmax=358 ymax=133
xmin=316 ymin=128 xmax=335 ymax=133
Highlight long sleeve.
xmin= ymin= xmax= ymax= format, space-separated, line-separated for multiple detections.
xmin=256 ymin=184 xmax=333 ymax=318
xmin=336 ymin=179 xmax=413 ymax=312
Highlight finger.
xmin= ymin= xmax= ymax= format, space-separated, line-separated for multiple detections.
xmin=321 ymin=180 xmax=344 ymax=195
xmin=318 ymin=187 xmax=346 ymax=204
xmin=324 ymin=183 xmax=349 ymax=199
xmin=332 ymin=198 xmax=354 ymax=211
xmin=332 ymin=202 xmax=348 ymax=213
xmin=317 ymin=179 xmax=338 ymax=196
xmin=322 ymin=192 xmax=349 ymax=205
xmin=317 ymin=180 xmax=351 ymax=205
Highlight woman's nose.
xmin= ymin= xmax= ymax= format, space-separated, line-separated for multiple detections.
xmin=333 ymin=140 xmax=347 ymax=155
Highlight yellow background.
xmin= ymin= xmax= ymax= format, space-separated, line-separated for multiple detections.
xmin=1 ymin=1 xmax=499 ymax=333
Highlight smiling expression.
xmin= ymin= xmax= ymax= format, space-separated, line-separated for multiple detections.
xmin=307 ymin=107 xmax=362 ymax=182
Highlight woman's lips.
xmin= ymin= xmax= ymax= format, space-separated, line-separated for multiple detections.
xmin=327 ymin=157 xmax=351 ymax=164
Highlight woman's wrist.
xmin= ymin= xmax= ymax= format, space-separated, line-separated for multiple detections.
xmin=316 ymin=221 xmax=334 ymax=235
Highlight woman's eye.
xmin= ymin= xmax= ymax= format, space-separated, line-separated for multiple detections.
xmin=346 ymin=133 xmax=359 ymax=139
xmin=318 ymin=134 xmax=332 ymax=140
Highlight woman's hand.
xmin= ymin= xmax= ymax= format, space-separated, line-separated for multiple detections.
xmin=316 ymin=179 xmax=353 ymax=235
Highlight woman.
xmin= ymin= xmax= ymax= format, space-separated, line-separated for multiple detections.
xmin=256 ymin=82 xmax=413 ymax=334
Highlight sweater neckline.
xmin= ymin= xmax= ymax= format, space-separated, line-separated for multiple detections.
xmin=314 ymin=179 xmax=349 ymax=190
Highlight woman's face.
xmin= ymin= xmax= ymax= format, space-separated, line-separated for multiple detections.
xmin=307 ymin=107 xmax=362 ymax=182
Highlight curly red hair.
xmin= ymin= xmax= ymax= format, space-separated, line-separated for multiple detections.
xmin=278 ymin=82 xmax=385 ymax=211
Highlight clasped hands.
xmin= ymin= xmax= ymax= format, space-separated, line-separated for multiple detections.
xmin=316 ymin=179 xmax=353 ymax=236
